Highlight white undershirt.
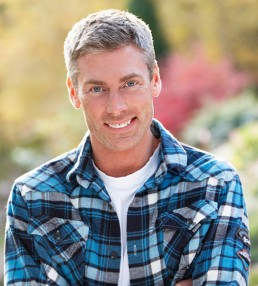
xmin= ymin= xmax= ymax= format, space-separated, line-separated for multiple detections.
xmin=93 ymin=145 xmax=160 ymax=286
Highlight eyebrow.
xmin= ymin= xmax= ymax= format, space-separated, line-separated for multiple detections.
xmin=83 ymin=73 xmax=143 ymax=87
xmin=83 ymin=79 xmax=106 ymax=86
xmin=119 ymin=73 xmax=143 ymax=83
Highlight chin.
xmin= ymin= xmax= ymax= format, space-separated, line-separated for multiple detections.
xmin=105 ymin=138 xmax=140 ymax=152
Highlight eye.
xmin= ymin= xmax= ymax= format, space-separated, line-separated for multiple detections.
xmin=126 ymin=80 xmax=137 ymax=87
xmin=90 ymin=86 xmax=103 ymax=93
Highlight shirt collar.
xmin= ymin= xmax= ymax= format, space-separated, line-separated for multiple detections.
xmin=153 ymin=119 xmax=187 ymax=175
xmin=66 ymin=131 xmax=93 ymax=182
xmin=66 ymin=119 xmax=188 ymax=184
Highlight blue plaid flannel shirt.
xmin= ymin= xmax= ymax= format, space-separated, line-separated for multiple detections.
xmin=5 ymin=119 xmax=250 ymax=285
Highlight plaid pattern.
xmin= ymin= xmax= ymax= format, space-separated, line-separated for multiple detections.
xmin=5 ymin=119 xmax=250 ymax=285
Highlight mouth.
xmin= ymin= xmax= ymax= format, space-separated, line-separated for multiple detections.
xmin=107 ymin=118 xmax=134 ymax=129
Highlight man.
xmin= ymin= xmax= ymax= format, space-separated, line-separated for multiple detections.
xmin=5 ymin=9 xmax=250 ymax=286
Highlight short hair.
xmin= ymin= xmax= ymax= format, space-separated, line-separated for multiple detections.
xmin=64 ymin=9 xmax=156 ymax=88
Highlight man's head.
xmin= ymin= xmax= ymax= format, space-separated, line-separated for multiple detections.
xmin=64 ymin=9 xmax=156 ymax=89
xmin=64 ymin=10 xmax=161 ymax=155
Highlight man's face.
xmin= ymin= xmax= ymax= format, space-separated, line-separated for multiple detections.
xmin=68 ymin=45 xmax=161 ymax=152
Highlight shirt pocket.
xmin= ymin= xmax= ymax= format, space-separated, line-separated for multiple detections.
xmin=158 ymin=200 xmax=218 ymax=273
xmin=28 ymin=215 xmax=89 ymax=280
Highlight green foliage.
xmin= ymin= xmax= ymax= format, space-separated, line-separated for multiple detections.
xmin=250 ymin=274 xmax=258 ymax=286
xmin=182 ymin=90 xmax=258 ymax=150
xmin=159 ymin=0 xmax=258 ymax=83
xmin=250 ymin=224 xmax=258 ymax=264
xmin=249 ymin=223 xmax=258 ymax=285
xmin=230 ymin=121 xmax=258 ymax=170
xmin=127 ymin=0 xmax=169 ymax=58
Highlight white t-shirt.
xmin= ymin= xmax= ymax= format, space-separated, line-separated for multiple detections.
xmin=94 ymin=145 xmax=160 ymax=286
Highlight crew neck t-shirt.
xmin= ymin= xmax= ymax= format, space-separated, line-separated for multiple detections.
xmin=93 ymin=145 xmax=160 ymax=286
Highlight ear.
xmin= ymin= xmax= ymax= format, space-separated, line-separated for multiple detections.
xmin=66 ymin=76 xmax=81 ymax=109
xmin=152 ymin=64 xmax=162 ymax=98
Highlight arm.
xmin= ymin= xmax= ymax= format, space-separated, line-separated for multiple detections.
xmin=5 ymin=184 xmax=48 ymax=285
xmin=192 ymin=175 xmax=250 ymax=285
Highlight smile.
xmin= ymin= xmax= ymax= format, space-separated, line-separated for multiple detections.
xmin=108 ymin=119 xmax=132 ymax=129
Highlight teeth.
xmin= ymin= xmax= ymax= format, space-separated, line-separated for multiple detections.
xmin=109 ymin=119 xmax=131 ymax=129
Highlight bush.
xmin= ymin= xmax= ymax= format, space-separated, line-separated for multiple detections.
xmin=182 ymin=90 xmax=258 ymax=150
xmin=230 ymin=121 xmax=258 ymax=169
xmin=154 ymin=45 xmax=250 ymax=136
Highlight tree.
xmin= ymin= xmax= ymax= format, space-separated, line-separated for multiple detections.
xmin=127 ymin=0 xmax=170 ymax=58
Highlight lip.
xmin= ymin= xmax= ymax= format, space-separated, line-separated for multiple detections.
xmin=105 ymin=117 xmax=136 ymax=130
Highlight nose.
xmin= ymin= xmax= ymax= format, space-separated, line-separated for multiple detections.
xmin=106 ymin=91 xmax=128 ymax=116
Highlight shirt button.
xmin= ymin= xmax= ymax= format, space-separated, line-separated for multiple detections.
xmin=54 ymin=230 xmax=61 ymax=241
xmin=187 ymin=218 xmax=193 ymax=224
xmin=110 ymin=251 xmax=119 ymax=259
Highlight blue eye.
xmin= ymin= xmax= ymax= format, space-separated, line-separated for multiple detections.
xmin=92 ymin=86 xmax=103 ymax=92
xmin=126 ymin=80 xmax=136 ymax=87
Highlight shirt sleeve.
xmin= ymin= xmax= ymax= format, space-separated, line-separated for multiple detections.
xmin=5 ymin=184 xmax=48 ymax=285
xmin=192 ymin=175 xmax=251 ymax=285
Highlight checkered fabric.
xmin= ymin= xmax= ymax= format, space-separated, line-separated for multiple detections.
xmin=5 ymin=119 xmax=250 ymax=285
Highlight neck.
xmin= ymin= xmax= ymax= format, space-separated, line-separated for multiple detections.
xmin=92 ymin=133 xmax=160 ymax=177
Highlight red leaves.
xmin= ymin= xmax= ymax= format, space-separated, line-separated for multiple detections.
xmin=154 ymin=45 xmax=250 ymax=136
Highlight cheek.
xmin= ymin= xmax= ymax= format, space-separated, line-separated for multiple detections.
xmin=81 ymin=99 xmax=104 ymax=122
xmin=139 ymin=92 xmax=154 ymax=108
xmin=136 ymin=96 xmax=154 ymax=119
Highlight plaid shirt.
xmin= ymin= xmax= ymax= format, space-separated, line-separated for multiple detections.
xmin=5 ymin=119 xmax=250 ymax=285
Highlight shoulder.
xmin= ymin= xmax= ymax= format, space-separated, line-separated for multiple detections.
xmin=156 ymin=119 xmax=239 ymax=183
xmin=182 ymin=143 xmax=238 ymax=183
xmin=14 ymin=148 xmax=78 ymax=195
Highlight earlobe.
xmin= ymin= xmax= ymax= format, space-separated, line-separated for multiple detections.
xmin=67 ymin=76 xmax=81 ymax=109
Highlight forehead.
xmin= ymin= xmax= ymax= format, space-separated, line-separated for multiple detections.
xmin=76 ymin=45 xmax=149 ymax=83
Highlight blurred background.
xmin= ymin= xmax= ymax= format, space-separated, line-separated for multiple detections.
xmin=1 ymin=0 xmax=258 ymax=284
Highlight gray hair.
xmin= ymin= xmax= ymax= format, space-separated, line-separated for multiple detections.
xmin=64 ymin=9 xmax=156 ymax=88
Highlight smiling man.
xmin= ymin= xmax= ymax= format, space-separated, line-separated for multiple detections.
xmin=67 ymin=44 xmax=161 ymax=177
xmin=5 ymin=9 xmax=250 ymax=286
